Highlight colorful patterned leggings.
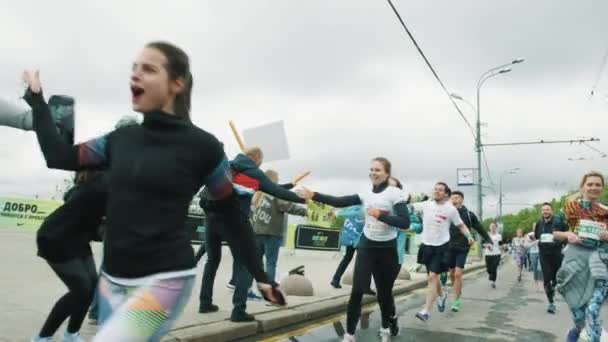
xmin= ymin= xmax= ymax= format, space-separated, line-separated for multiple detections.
xmin=93 ymin=273 xmax=195 ymax=342
xmin=570 ymin=279 xmax=608 ymax=342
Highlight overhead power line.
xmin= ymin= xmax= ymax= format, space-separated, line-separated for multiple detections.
xmin=385 ymin=0 xmax=475 ymax=139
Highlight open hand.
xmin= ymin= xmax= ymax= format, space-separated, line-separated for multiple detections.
xmin=295 ymin=186 xmax=314 ymax=200
xmin=367 ymin=208 xmax=382 ymax=219
xmin=22 ymin=70 xmax=41 ymax=93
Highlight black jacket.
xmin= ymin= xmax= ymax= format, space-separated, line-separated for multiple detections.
xmin=26 ymin=88 xmax=240 ymax=278
xmin=449 ymin=206 xmax=491 ymax=251
xmin=37 ymin=174 xmax=107 ymax=262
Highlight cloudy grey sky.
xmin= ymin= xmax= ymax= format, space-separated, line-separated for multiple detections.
xmin=1 ymin=0 xmax=607 ymax=219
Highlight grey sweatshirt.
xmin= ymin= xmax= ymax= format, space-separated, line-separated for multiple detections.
xmin=557 ymin=244 xmax=608 ymax=310
xmin=252 ymin=194 xmax=307 ymax=237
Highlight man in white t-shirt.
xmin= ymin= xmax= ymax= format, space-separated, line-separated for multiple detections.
xmin=412 ymin=182 xmax=473 ymax=322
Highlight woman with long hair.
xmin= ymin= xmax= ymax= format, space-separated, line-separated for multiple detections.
xmin=22 ymin=41 xmax=283 ymax=341
xmin=296 ymin=157 xmax=410 ymax=342
xmin=555 ymin=171 xmax=608 ymax=342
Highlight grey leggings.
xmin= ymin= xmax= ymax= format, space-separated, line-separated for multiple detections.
xmin=0 ymin=98 xmax=33 ymax=130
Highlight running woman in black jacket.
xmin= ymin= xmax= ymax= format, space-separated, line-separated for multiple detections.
xmin=22 ymin=41 xmax=283 ymax=342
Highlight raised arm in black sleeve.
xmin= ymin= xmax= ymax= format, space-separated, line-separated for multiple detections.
xmin=24 ymin=88 xmax=81 ymax=170
xmin=256 ymin=172 xmax=305 ymax=203
xmin=470 ymin=211 xmax=492 ymax=244
xmin=280 ymin=183 xmax=295 ymax=190
xmin=312 ymin=192 xmax=361 ymax=208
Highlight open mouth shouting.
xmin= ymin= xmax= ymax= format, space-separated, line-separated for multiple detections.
xmin=131 ymin=84 xmax=145 ymax=104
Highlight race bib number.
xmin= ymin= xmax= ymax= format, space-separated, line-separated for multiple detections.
xmin=366 ymin=218 xmax=388 ymax=232
xmin=578 ymin=219 xmax=607 ymax=241
xmin=540 ymin=233 xmax=555 ymax=243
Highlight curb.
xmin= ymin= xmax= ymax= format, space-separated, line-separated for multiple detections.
xmin=164 ymin=260 xmax=493 ymax=342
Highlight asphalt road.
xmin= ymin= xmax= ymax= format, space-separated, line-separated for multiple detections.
xmin=258 ymin=259 xmax=608 ymax=342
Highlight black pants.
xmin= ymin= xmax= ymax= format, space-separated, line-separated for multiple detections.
xmin=39 ymin=256 xmax=97 ymax=337
xmin=200 ymin=213 xmax=256 ymax=313
xmin=195 ymin=244 xmax=206 ymax=263
xmin=540 ymin=253 xmax=562 ymax=303
xmin=346 ymin=245 xmax=400 ymax=334
xmin=332 ymin=246 xmax=356 ymax=283
xmin=485 ymin=255 xmax=500 ymax=282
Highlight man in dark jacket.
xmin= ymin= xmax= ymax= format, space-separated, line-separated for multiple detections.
xmin=447 ymin=191 xmax=492 ymax=312
xmin=534 ymin=202 xmax=568 ymax=314
xmin=199 ymin=147 xmax=305 ymax=322
xmin=252 ymin=169 xmax=307 ymax=283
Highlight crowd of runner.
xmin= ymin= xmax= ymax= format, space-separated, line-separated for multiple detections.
xmin=1 ymin=41 xmax=607 ymax=342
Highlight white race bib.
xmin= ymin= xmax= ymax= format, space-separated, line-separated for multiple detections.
xmin=540 ymin=233 xmax=555 ymax=243
xmin=578 ymin=219 xmax=607 ymax=241
xmin=366 ymin=218 xmax=388 ymax=232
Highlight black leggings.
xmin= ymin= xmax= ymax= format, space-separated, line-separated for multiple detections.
xmin=195 ymin=244 xmax=206 ymax=263
xmin=485 ymin=255 xmax=500 ymax=282
xmin=332 ymin=246 xmax=356 ymax=283
xmin=540 ymin=253 xmax=562 ymax=303
xmin=39 ymin=256 xmax=97 ymax=337
xmin=347 ymin=245 xmax=400 ymax=334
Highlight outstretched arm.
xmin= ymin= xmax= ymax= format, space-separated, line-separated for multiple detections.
xmin=24 ymin=88 xmax=108 ymax=171
xmin=256 ymin=171 xmax=305 ymax=203
xmin=277 ymin=200 xmax=307 ymax=216
xmin=295 ymin=186 xmax=361 ymax=208
xmin=470 ymin=212 xmax=492 ymax=244
xmin=22 ymin=71 xmax=109 ymax=171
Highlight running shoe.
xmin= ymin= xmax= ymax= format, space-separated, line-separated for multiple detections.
xmin=247 ymin=290 xmax=263 ymax=301
xmin=547 ymin=303 xmax=556 ymax=314
xmin=566 ymin=327 xmax=581 ymax=342
xmin=343 ymin=333 xmax=356 ymax=342
xmin=378 ymin=327 xmax=391 ymax=342
xmin=61 ymin=331 xmax=84 ymax=342
xmin=31 ymin=337 xmax=52 ymax=342
xmin=451 ymin=298 xmax=461 ymax=312
xmin=199 ymin=303 xmax=219 ymax=313
xmin=415 ymin=311 xmax=429 ymax=322
xmin=330 ymin=280 xmax=342 ymax=289
xmin=230 ymin=310 xmax=255 ymax=322
xmin=437 ymin=291 xmax=448 ymax=313
xmin=226 ymin=282 xmax=236 ymax=290
xmin=491 ymin=282 xmax=496 ymax=289
xmin=517 ymin=275 xmax=522 ymax=282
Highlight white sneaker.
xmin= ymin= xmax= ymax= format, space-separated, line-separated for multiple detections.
xmin=343 ymin=333 xmax=356 ymax=342
xmin=31 ymin=337 xmax=53 ymax=342
xmin=378 ymin=328 xmax=391 ymax=342
xmin=62 ymin=331 xmax=84 ymax=342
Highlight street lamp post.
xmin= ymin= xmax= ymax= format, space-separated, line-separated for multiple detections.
xmin=477 ymin=63 xmax=521 ymax=223
xmin=452 ymin=58 xmax=524 ymax=223
xmin=498 ymin=168 xmax=520 ymax=233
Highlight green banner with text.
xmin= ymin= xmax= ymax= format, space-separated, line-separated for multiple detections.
xmin=0 ymin=197 xmax=63 ymax=230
